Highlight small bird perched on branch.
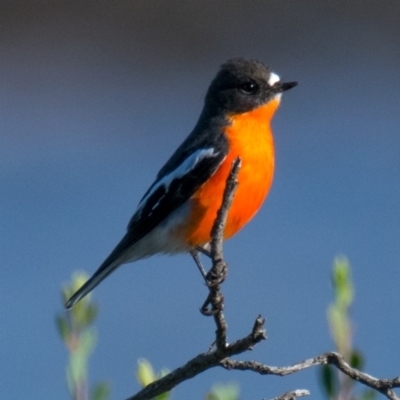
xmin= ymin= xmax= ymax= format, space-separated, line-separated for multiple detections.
xmin=66 ymin=58 xmax=297 ymax=309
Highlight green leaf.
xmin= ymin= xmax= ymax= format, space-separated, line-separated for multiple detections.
xmin=135 ymin=359 xmax=171 ymax=399
xmin=78 ymin=329 xmax=97 ymax=357
xmin=324 ymin=257 xmax=373 ymax=400
xmin=206 ymin=382 xmax=240 ymax=400
xmin=155 ymin=390 xmax=171 ymax=400
xmin=350 ymin=350 xmax=364 ymax=370
xmin=327 ymin=256 xmax=355 ymax=357
xmin=84 ymin=304 xmax=99 ymax=326
xmin=327 ymin=304 xmax=351 ymax=355
xmin=69 ymin=349 xmax=88 ymax=383
xmin=55 ymin=315 xmax=70 ymax=342
xmin=62 ymin=271 xmax=90 ymax=302
xmin=332 ymin=256 xmax=354 ymax=308
xmin=154 ymin=369 xmax=171 ymax=400
xmin=136 ymin=359 xmax=156 ymax=387
xmin=319 ymin=364 xmax=337 ymax=398
xmin=91 ymin=381 xmax=111 ymax=400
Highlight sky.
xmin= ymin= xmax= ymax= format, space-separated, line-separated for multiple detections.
xmin=1 ymin=1 xmax=400 ymax=399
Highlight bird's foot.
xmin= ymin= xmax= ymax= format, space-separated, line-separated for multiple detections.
xmin=205 ymin=260 xmax=228 ymax=287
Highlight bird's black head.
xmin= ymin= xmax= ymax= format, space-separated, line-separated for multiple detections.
xmin=204 ymin=58 xmax=297 ymax=115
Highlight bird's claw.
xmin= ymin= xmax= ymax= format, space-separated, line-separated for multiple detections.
xmin=205 ymin=261 xmax=228 ymax=287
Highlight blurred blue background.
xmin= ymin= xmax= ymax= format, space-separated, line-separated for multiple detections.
xmin=1 ymin=1 xmax=399 ymax=399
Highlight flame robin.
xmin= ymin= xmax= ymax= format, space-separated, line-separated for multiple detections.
xmin=66 ymin=58 xmax=297 ymax=309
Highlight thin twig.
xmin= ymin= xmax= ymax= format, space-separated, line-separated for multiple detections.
xmin=210 ymin=157 xmax=241 ymax=263
xmin=200 ymin=157 xmax=241 ymax=350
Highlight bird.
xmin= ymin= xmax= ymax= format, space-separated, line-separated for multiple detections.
xmin=65 ymin=58 xmax=297 ymax=309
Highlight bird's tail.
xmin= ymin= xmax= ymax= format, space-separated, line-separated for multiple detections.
xmin=65 ymin=231 xmax=140 ymax=309
xmin=64 ymin=258 xmax=121 ymax=309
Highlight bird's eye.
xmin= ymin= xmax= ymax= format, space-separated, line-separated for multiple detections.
xmin=239 ymin=81 xmax=258 ymax=94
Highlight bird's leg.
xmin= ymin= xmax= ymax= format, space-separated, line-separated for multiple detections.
xmin=190 ymin=249 xmax=207 ymax=279
xmin=199 ymin=254 xmax=227 ymax=316
xmin=194 ymin=247 xmax=228 ymax=287
xmin=195 ymin=245 xmax=212 ymax=258
xmin=190 ymin=250 xmax=217 ymax=314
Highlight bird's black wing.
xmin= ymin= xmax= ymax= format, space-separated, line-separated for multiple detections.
xmin=65 ymin=133 xmax=228 ymax=309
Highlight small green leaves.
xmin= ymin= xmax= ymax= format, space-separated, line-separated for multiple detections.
xmin=56 ymin=271 xmax=110 ymax=400
xmin=91 ymin=382 xmax=111 ymax=400
xmin=56 ymin=314 xmax=70 ymax=342
xmin=136 ymin=359 xmax=171 ymax=400
xmin=332 ymin=256 xmax=354 ymax=309
xmin=206 ymin=382 xmax=240 ymax=400
xmin=61 ymin=272 xmax=99 ymax=332
xmin=320 ymin=256 xmax=373 ymax=400
xmin=136 ymin=358 xmax=157 ymax=387
xmin=350 ymin=350 xmax=364 ymax=370
xmin=327 ymin=256 xmax=354 ymax=358
xmin=135 ymin=359 xmax=240 ymax=400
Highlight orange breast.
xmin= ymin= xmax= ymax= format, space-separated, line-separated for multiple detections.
xmin=183 ymin=99 xmax=279 ymax=246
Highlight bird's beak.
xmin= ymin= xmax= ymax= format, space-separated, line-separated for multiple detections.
xmin=279 ymin=81 xmax=298 ymax=92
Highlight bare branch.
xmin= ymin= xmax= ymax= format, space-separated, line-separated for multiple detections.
xmin=128 ymin=346 xmax=400 ymax=400
xmin=268 ymin=389 xmax=310 ymax=400
xmin=126 ymin=156 xmax=399 ymax=400
xmin=221 ymin=352 xmax=400 ymax=400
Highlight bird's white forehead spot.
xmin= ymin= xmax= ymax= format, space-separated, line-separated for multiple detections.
xmin=268 ymin=72 xmax=280 ymax=86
